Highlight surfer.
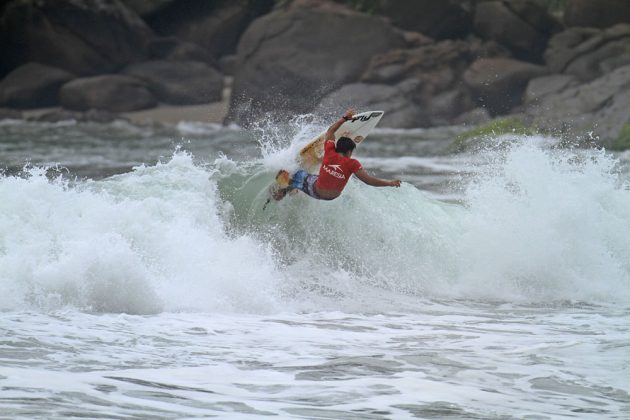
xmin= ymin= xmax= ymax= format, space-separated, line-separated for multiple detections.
xmin=275 ymin=110 xmax=401 ymax=201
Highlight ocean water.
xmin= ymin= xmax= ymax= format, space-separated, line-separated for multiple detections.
xmin=0 ymin=117 xmax=629 ymax=419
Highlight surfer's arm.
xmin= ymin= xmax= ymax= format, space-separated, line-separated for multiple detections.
xmin=325 ymin=109 xmax=355 ymax=141
xmin=354 ymin=169 xmax=401 ymax=187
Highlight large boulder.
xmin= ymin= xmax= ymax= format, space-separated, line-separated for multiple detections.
xmin=0 ymin=62 xmax=75 ymax=108
xmin=359 ymin=37 xmax=509 ymax=126
xmin=464 ymin=58 xmax=547 ymax=115
xmin=526 ymin=64 xmax=630 ymax=146
xmin=378 ymin=0 xmax=472 ymax=40
xmin=147 ymin=37 xmax=216 ymax=65
xmin=564 ymin=0 xmax=630 ymax=29
xmin=123 ymin=60 xmax=223 ymax=105
xmin=362 ymin=37 xmax=509 ymax=86
xmin=121 ymin=0 xmax=176 ymax=17
xmin=144 ymin=0 xmax=274 ymax=58
xmin=227 ymin=0 xmax=406 ymax=125
xmin=59 ymin=75 xmax=157 ymax=112
xmin=545 ymin=24 xmax=630 ymax=82
xmin=315 ymin=80 xmax=425 ymax=128
xmin=523 ymin=74 xmax=578 ymax=105
xmin=0 ymin=0 xmax=154 ymax=77
xmin=0 ymin=108 xmax=23 ymax=120
xmin=473 ymin=0 xmax=562 ymax=62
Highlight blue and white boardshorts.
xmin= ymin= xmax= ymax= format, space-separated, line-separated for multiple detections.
xmin=290 ymin=170 xmax=320 ymax=199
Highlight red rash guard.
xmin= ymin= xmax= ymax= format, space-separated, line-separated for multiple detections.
xmin=315 ymin=140 xmax=362 ymax=192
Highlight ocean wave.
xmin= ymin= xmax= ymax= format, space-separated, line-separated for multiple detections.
xmin=1 ymin=139 xmax=629 ymax=314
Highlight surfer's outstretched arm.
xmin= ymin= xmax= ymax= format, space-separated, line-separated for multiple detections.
xmin=355 ymin=169 xmax=401 ymax=187
xmin=325 ymin=109 xmax=355 ymax=141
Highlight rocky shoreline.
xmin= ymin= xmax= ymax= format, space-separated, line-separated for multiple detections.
xmin=1 ymin=0 xmax=629 ymax=148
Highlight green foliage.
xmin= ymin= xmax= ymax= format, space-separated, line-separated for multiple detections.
xmin=451 ymin=117 xmax=539 ymax=152
xmin=611 ymin=125 xmax=630 ymax=151
xmin=458 ymin=117 xmax=536 ymax=140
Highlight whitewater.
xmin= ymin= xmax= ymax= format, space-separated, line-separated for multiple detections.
xmin=0 ymin=118 xmax=629 ymax=418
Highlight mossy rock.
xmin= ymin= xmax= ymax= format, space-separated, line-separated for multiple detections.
xmin=450 ymin=117 xmax=539 ymax=152
xmin=610 ymin=125 xmax=630 ymax=151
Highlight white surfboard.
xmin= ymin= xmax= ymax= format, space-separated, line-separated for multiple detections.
xmin=298 ymin=110 xmax=384 ymax=172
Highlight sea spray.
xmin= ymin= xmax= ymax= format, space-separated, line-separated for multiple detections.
xmin=224 ymin=132 xmax=630 ymax=307
xmin=2 ymin=130 xmax=630 ymax=314
xmin=452 ymin=138 xmax=630 ymax=303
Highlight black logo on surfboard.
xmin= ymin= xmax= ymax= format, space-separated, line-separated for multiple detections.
xmin=350 ymin=112 xmax=383 ymax=122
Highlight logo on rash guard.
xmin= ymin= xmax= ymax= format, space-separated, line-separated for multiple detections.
xmin=323 ymin=164 xmax=345 ymax=179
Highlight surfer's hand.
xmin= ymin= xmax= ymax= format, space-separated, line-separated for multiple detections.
xmin=343 ymin=109 xmax=355 ymax=120
xmin=389 ymin=180 xmax=401 ymax=187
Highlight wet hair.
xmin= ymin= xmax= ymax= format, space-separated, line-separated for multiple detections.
xmin=336 ymin=137 xmax=356 ymax=154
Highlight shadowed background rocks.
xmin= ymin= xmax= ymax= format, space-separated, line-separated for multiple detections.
xmin=0 ymin=0 xmax=629 ymax=147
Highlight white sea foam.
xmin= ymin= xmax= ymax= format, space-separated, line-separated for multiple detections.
xmin=0 ymin=153 xmax=280 ymax=314
xmin=453 ymin=140 xmax=630 ymax=303
xmin=1 ymin=136 xmax=629 ymax=314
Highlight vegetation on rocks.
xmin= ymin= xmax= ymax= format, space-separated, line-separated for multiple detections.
xmin=611 ymin=125 xmax=630 ymax=151
xmin=451 ymin=117 xmax=539 ymax=151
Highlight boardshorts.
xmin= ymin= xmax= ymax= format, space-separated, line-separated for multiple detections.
xmin=290 ymin=170 xmax=320 ymax=199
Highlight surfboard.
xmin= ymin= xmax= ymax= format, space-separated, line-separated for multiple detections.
xmin=298 ymin=110 xmax=385 ymax=173
xmin=264 ymin=110 xmax=385 ymax=208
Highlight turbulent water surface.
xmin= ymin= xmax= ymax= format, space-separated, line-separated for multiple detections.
xmin=1 ymin=117 xmax=629 ymax=419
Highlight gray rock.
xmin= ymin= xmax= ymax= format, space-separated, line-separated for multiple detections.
xmin=523 ymin=74 xmax=578 ymax=104
xmin=526 ymin=64 xmax=630 ymax=145
xmin=544 ymin=27 xmax=601 ymax=74
xmin=83 ymin=108 xmax=128 ymax=123
xmin=121 ymin=0 xmax=176 ymax=17
xmin=29 ymin=108 xmax=125 ymax=123
xmin=427 ymin=89 xmax=476 ymax=126
xmin=464 ymin=58 xmax=547 ymax=114
xmin=545 ymin=24 xmax=630 ymax=82
xmin=362 ymin=37 xmax=509 ymax=95
xmin=0 ymin=62 xmax=75 ymax=108
xmin=0 ymin=108 xmax=23 ymax=120
xmin=228 ymin=0 xmax=405 ymax=125
xmin=564 ymin=0 xmax=630 ymax=29
xmin=454 ymin=107 xmax=492 ymax=126
xmin=147 ymin=37 xmax=216 ymax=66
xmin=123 ymin=60 xmax=223 ymax=105
xmin=473 ymin=0 xmax=561 ymax=62
xmin=0 ymin=0 xmax=154 ymax=76
xmin=315 ymin=81 xmax=424 ymax=129
xmin=358 ymin=37 xmax=509 ymax=126
xmin=219 ymin=55 xmax=238 ymax=76
xmin=59 ymin=75 xmax=157 ymax=112
xmin=378 ymin=0 xmax=472 ymax=40
xmin=563 ymin=34 xmax=630 ymax=82
xmin=28 ymin=109 xmax=84 ymax=123
xmin=145 ymin=0 xmax=273 ymax=58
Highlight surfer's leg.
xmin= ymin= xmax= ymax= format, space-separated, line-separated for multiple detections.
xmin=289 ymin=170 xmax=308 ymax=191
xmin=302 ymin=174 xmax=322 ymax=199
xmin=288 ymin=170 xmax=320 ymax=199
